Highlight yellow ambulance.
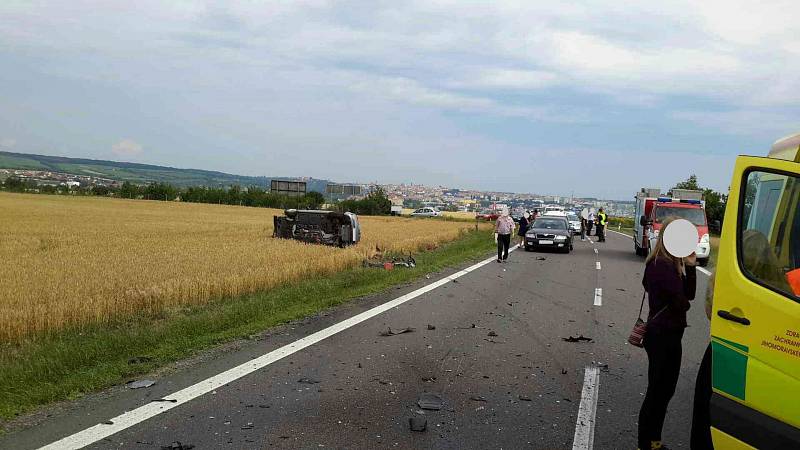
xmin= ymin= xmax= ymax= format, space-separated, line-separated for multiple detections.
xmin=711 ymin=132 xmax=800 ymax=448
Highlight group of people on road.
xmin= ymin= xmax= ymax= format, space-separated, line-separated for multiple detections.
xmin=580 ymin=208 xmax=608 ymax=242
xmin=496 ymin=207 xmax=609 ymax=262
xmin=493 ymin=208 xmax=541 ymax=263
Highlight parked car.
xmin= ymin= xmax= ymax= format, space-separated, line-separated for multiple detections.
xmin=411 ymin=207 xmax=441 ymax=217
xmin=476 ymin=210 xmax=500 ymax=221
xmin=525 ymin=216 xmax=572 ymax=253
xmin=566 ymin=212 xmax=582 ymax=235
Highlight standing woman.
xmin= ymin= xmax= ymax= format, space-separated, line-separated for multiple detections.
xmin=517 ymin=212 xmax=530 ymax=247
xmin=638 ymin=220 xmax=697 ymax=450
xmin=494 ymin=210 xmax=515 ymax=263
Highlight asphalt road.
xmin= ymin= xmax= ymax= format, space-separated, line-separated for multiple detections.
xmin=2 ymin=229 xmax=711 ymax=450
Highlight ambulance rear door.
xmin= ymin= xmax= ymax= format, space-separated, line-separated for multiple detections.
xmin=710 ymin=155 xmax=800 ymax=448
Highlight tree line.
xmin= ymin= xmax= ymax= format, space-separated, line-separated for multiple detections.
xmin=670 ymin=174 xmax=727 ymax=231
xmin=1 ymin=176 xmax=393 ymax=215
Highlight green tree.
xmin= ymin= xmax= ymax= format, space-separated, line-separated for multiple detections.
xmin=673 ymin=174 xmax=700 ymax=191
xmin=672 ymin=175 xmax=728 ymax=231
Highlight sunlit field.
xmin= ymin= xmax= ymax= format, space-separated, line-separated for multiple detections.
xmin=1 ymin=193 xmax=487 ymax=341
xmin=401 ymin=208 xmax=478 ymax=220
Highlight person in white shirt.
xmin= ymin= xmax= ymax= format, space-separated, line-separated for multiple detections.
xmin=494 ymin=209 xmax=515 ymax=263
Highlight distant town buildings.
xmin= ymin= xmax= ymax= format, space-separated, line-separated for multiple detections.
xmin=0 ymin=168 xmax=635 ymax=217
xmin=0 ymin=169 xmax=120 ymax=188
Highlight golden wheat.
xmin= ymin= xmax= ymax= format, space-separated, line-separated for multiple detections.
xmin=0 ymin=193 xmax=488 ymax=341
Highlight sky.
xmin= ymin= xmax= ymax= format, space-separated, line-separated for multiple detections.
xmin=1 ymin=1 xmax=798 ymax=200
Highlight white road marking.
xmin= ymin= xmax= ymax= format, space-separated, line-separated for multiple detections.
xmin=593 ymin=288 xmax=602 ymax=306
xmin=607 ymin=229 xmax=632 ymax=239
xmin=604 ymin=229 xmax=714 ymax=278
xmin=39 ymin=248 xmax=518 ymax=450
xmin=572 ymin=366 xmax=601 ymax=450
xmin=593 ymin=248 xmax=598 ymax=255
xmin=595 ymin=261 xmax=601 ymax=270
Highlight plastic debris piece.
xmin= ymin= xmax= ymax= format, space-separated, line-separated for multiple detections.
xmin=597 ymin=363 xmax=609 ymax=372
xmin=427 ymin=324 xmax=436 ymax=330
xmin=561 ymin=335 xmax=593 ymax=343
xmin=161 ymin=442 xmax=195 ymax=450
xmin=519 ymin=395 xmax=532 ymax=401
xmin=417 ymin=393 xmax=443 ymax=411
xmin=297 ymin=377 xmax=320 ymax=384
xmin=151 ymin=398 xmax=178 ymax=403
xmin=469 ymin=395 xmax=487 ymax=402
xmin=409 ymin=417 xmax=427 ymax=432
xmin=487 ymin=331 xmax=498 ymax=337
xmin=241 ymin=423 xmax=254 ymax=430
xmin=126 ymin=379 xmax=156 ymax=389
xmin=379 ymin=327 xmax=415 ymax=337
xmin=536 ymin=257 xmax=547 ymax=261
xmin=561 ymin=368 xmax=568 ymax=375
xmin=102 ymin=420 xmax=114 ymax=425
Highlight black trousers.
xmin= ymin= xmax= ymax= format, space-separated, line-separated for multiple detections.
xmin=690 ymin=344 xmax=714 ymax=449
xmin=497 ymin=233 xmax=511 ymax=260
xmin=596 ymin=224 xmax=605 ymax=241
xmin=638 ymin=330 xmax=683 ymax=449
xmin=587 ymin=221 xmax=594 ymax=235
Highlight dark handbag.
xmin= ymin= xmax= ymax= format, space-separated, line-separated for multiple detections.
xmin=628 ymin=291 xmax=667 ymax=348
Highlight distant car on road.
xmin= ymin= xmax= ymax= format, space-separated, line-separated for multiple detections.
xmin=410 ymin=207 xmax=441 ymax=217
xmin=525 ymin=217 xmax=572 ymax=253
xmin=566 ymin=212 xmax=582 ymax=235
xmin=476 ymin=210 xmax=500 ymax=221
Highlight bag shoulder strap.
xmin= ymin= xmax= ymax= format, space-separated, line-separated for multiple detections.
xmin=638 ymin=291 xmax=646 ymax=320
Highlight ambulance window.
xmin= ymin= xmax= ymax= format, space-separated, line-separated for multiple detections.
xmin=739 ymin=170 xmax=800 ymax=300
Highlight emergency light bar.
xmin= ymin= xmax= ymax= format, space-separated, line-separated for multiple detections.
xmin=657 ymin=197 xmax=672 ymax=202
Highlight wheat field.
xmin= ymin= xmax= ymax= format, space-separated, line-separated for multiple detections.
xmin=0 ymin=193 xmax=486 ymax=341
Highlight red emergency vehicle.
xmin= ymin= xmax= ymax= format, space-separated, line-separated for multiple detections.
xmin=633 ymin=188 xmax=711 ymax=266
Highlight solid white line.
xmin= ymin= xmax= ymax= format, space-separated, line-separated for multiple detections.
xmin=572 ymin=366 xmax=600 ymax=450
xmin=595 ymin=261 xmax=601 ymax=270
xmin=593 ymin=288 xmax=602 ymax=306
xmin=604 ymin=229 xmax=714 ymax=278
xmin=40 ymin=248 xmax=515 ymax=450
xmin=607 ymin=229 xmax=632 ymax=239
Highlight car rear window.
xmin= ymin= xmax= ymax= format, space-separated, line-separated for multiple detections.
xmin=533 ymin=219 xmax=566 ymax=230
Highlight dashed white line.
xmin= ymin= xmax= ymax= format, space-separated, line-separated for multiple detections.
xmin=593 ymin=288 xmax=602 ymax=306
xmin=39 ymin=247 xmax=518 ymax=450
xmin=595 ymin=261 xmax=601 ymax=270
xmin=572 ymin=366 xmax=601 ymax=450
xmin=593 ymin=248 xmax=598 ymax=255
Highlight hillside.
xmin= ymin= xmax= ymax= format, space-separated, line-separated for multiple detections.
xmin=0 ymin=151 xmax=328 ymax=190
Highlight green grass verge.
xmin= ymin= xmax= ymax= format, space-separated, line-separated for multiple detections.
xmin=0 ymin=230 xmax=495 ymax=423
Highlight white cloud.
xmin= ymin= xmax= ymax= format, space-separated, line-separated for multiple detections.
xmin=450 ymin=69 xmax=559 ymax=90
xmin=670 ymin=110 xmax=799 ymax=139
xmin=111 ymin=139 xmax=143 ymax=158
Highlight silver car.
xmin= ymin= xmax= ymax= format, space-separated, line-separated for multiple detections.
xmin=566 ymin=213 xmax=582 ymax=235
xmin=410 ymin=207 xmax=441 ymax=217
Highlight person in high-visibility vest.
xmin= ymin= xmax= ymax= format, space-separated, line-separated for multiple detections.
xmin=596 ymin=208 xmax=607 ymax=242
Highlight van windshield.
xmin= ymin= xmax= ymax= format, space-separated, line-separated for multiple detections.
xmin=655 ymin=206 xmax=707 ymax=226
